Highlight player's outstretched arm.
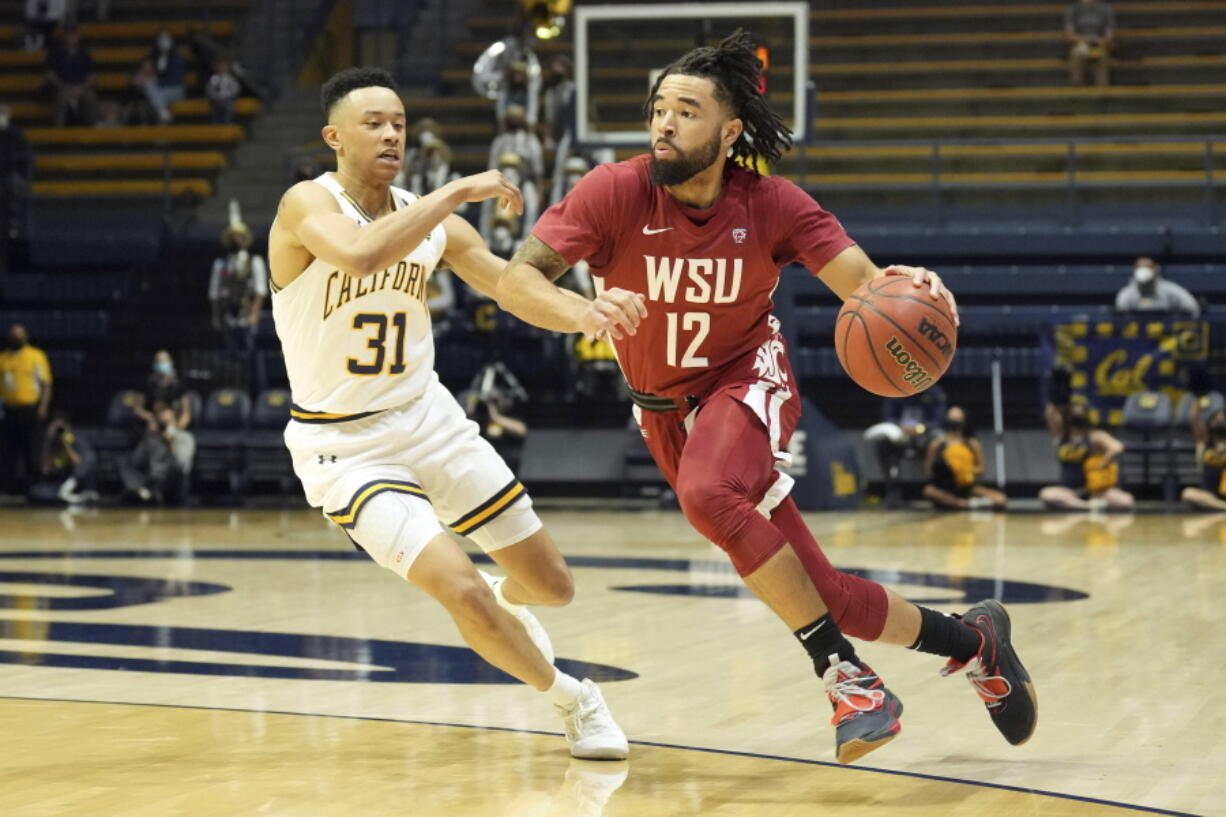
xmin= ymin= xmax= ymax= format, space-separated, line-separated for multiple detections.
xmin=497 ymin=235 xmax=646 ymax=341
xmin=817 ymin=245 xmax=960 ymax=326
xmin=278 ymin=170 xmax=523 ymax=279
xmin=439 ymin=214 xmax=509 ymax=299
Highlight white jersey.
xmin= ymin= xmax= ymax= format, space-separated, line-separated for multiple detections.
xmin=272 ymin=173 xmax=446 ymax=420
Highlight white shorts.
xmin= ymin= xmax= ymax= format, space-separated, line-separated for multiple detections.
xmin=284 ymin=375 xmax=542 ymax=577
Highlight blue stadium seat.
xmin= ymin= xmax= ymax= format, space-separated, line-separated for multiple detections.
xmin=244 ymin=389 xmax=296 ymax=494
xmin=1120 ymin=391 xmax=1177 ymax=501
xmin=194 ymin=388 xmax=252 ymax=496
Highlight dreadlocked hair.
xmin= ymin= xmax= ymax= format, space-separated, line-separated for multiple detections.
xmin=643 ymin=29 xmax=792 ymax=169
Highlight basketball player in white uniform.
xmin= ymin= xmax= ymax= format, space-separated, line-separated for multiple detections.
xmin=267 ymin=67 xmax=627 ymax=760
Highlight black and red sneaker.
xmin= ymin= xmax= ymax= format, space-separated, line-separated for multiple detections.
xmin=942 ymin=599 xmax=1038 ymax=745
xmin=822 ymin=655 xmax=903 ymax=764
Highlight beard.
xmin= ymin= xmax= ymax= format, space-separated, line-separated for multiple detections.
xmin=649 ymin=130 xmax=723 ymax=187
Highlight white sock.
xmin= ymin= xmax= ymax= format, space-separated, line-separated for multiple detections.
xmin=547 ymin=669 xmax=582 ymax=708
xmin=492 ymin=576 xmax=520 ymax=611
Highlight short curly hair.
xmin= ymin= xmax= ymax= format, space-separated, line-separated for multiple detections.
xmin=321 ymin=67 xmax=398 ymax=119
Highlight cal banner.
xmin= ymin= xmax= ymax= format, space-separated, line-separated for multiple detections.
xmin=784 ymin=397 xmax=863 ymax=510
xmin=1044 ymin=317 xmax=1208 ymax=426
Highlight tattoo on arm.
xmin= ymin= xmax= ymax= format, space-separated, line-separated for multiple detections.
xmin=509 ymin=234 xmax=570 ymax=282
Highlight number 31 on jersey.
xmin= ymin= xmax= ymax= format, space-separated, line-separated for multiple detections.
xmin=348 ymin=312 xmax=408 ymax=376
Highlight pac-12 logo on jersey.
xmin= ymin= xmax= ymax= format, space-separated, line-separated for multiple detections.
xmin=731 ymin=228 xmax=748 ymax=244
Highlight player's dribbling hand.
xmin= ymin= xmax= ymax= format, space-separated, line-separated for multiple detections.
xmin=453 ymin=170 xmax=524 ymax=215
xmin=579 ymin=288 xmax=648 ymax=342
xmin=883 ymin=264 xmax=960 ymax=327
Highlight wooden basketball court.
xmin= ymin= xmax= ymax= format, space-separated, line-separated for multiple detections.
xmin=0 ymin=507 xmax=1219 ymax=816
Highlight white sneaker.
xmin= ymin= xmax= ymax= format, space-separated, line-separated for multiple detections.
xmin=968 ymin=496 xmax=994 ymax=510
xmin=479 ymin=569 xmax=554 ymax=664
xmin=556 ymin=679 xmax=629 ymax=760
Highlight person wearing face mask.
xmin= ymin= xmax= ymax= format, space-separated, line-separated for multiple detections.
xmin=488 ymin=104 xmax=545 ymax=185
xmin=1040 ymin=401 xmax=1134 ymax=511
xmin=1114 ymin=257 xmax=1200 ymax=317
xmin=131 ymin=350 xmax=196 ymax=494
xmin=1181 ymin=404 xmax=1226 ymax=511
xmin=400 ymin=120 xmax=462 ymax=200
xmin=210 ymin=222 xmax=269 ymax=390
xmin=134 ymin=29 xmax=186 ymax=124
xmin=0 ymin=323 xmax=53 ymax=495
xmin=496 ymin=58 xmax=541 ymax=132
xmin=482 ymin=151 xmax=538 ymax=244
xmin=540 ymin=56 xmax=575 ymax=152
xmin=551 ymin=155 xmax=589 ymax=207
xmin=120 ymin=406 xmax=189 ymax=505
xmin=922 ymin=406 xmax=1006 ymax=510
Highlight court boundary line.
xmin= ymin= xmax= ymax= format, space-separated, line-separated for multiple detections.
xmin=0 ymin=694 xmax=1201 ymax=817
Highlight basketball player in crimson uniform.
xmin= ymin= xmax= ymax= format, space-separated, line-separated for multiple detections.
xmin=497 ymin=32 xmax=1037 ymax=764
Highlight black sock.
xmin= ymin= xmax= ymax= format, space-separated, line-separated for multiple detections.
xmin=794 ymin=613 xmax=858 ymax=677
xmin=909 ymin=606 xmax=981 ymax=662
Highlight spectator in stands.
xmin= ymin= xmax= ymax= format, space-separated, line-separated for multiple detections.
xmin=45 ymin=24 xmax=98 ymax=127
xmin=119 ymin=405 xmax=188 ymax=505
xmin=1065 ymin=0 xmax=1115 ymax=86
xmin=0 ymin=105 xmax=32 ymax=239
xmin=23 ymin=0 xmax=65 ymax=51
xmin=30 ymin=411 xmax=99 ymax=505
xmin=863 ymin=385 xmax=946 ymax=506
xmin=1181 ymin=401 xmax=1226 ymax=512
xmin=490 ymin=104 xmax=545 ymax=182
xmin=132 ymin=349 xmax=196 ymax=480
xmin=135 ymin=29 xmax=187 ymax=124
xmin=185 ymin=23 xmax=262 ymax=100
xmin=1114 ymin=257 xmax=1200 ymax=317
xmin=496 ymin=58 xmax=540 ymax=131
xmin=0 ymin=323 xmax=53 ymax=495
xmin=487 ymin=208 xmax=522 ymax=260
xmin=400 ymin=119 xmax=461 ymax=200
xmin=205 ymin=57 xmax=241 ymax=124
xmin=922 ymin=406 xmax=1007 ymax=511
xmin=123 ymin=59 xmax=160 ymax=125
xmin=1040 ymin=401 xmax=1134 ymax=511
xmin=552 ymin=154 xmax=591 ymax=207
xmin=540 ymin=54 xmax=575 ymax=154
xmin=481 ymin=150 xmax=538 ymax=244
xmin=210 ymin=223 xmax=269 ymax=389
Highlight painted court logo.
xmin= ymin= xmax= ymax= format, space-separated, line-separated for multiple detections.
xmin=884 ymin=336 xmax=935 ymax=391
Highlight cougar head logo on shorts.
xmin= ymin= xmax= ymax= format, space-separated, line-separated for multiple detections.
xmin=884 ymin=336 xmax=935 ymax=392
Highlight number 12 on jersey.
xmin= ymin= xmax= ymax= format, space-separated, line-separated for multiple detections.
xmin=348 ymin=312 xmax=408 ymax=375
xmin=665 ymin=312 xmax=710 ymax=368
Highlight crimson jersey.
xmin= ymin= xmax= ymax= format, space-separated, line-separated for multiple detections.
xmin=532 ymin=154 xmax=855 ymax=400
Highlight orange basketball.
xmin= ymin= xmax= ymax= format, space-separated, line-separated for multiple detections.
xmin=834 ymin=276 xmax=957 ymax=397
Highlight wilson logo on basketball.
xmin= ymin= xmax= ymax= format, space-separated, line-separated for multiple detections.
xmin=884 ymin=336 xmax=935 ymax=391
xmin=918 ymin=316 xmax=955 ymax=360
